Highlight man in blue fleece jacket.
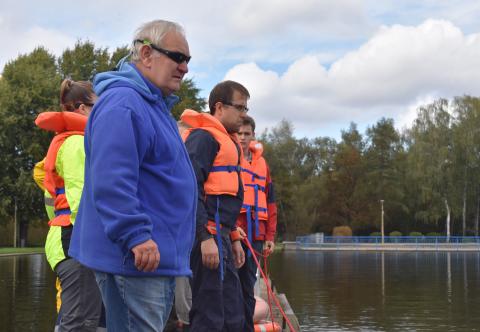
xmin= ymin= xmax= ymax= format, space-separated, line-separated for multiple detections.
xmin=69 ymin=20 xmax=196 ymax=332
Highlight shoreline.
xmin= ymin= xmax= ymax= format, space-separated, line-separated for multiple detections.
xmin=283 ymin=241 xmax=480 ymax=252
xmin=0 ymin=247 xmax=44 ymax=257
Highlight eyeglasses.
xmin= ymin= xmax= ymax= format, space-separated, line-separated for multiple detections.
xmin=222 ymin=102 xmax=249 ymax=113
xmin=135 ymin=39 xmax=191 ymax=64
xmin=74 ymin=102 xmax=94 ymax=109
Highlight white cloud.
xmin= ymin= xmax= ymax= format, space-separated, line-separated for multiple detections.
xmin=0 ymin=14 xmax=75 ymax=69
xmin=0 ymin=0 xmax=372 ymax=75
xmin=2 ymin=1 xmax=480 ymax=139
xmin=224 ymin=19 xmax=480 ymax=138
xmin=230 ymin=0 xmax=367 ymax=39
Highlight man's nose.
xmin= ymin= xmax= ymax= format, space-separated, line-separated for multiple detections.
xmin=178 ymin=61 xmax=188 ymax=74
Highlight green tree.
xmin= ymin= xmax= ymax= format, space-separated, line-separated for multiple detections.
xmin=171 ymin=78 xmax=207 ymax=120
xmin=323 ymin=123 xmax=369 ymax=231
xmin=451 ymin=96 xmax=480 ymax=235
xmin=363 ymin=118 xmax=406 ymax=233
xmin=109 ymin=46 xmax=130 ymax=69
xmin=0 ymin=47 xmax=61 ymax=234
xmin=58 ymin=40 xmax=110 ymax=80
xmin=405 ymin=99 xmax=455 ymax=236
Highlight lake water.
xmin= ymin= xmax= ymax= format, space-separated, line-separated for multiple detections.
xmin=0 ymin=254 xmax=56 ymax=331
xmin=268 ymin=251 xmax=480 ymax=331
xmin=1 ymin=251 xmax=480 ymax=331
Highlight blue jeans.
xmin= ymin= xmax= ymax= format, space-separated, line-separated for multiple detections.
xmin=94 ymin=272 xmax=175 ymax=332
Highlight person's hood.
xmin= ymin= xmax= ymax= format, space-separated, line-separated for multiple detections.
xmin=93 ymin=56 xmax=178 ymax=109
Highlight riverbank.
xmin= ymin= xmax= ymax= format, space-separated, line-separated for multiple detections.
xmin=0 ymin=247 xmax=44 ymax=256
xmin=283 ymin=241 xmax=480 ymax=251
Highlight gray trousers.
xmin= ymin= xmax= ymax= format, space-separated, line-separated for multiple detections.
xmin=175 ymin=276 xmax=192 ymax=324
xmin=55 ymin=258 xmax=102 ymax=332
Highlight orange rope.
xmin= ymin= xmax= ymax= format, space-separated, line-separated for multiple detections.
xmin=243 ymin=238 xmax=298 ymax=332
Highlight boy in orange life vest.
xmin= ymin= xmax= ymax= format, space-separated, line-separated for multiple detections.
xmin=181 ymin=80 xmax=249 ymax=332
xmin=237 ymin=115 xmax=277 ymax=332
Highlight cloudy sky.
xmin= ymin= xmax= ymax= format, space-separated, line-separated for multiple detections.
xmin=1 ymin=1 xmax=480 ymax=139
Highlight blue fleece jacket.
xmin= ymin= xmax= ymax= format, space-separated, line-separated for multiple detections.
xmin=69 ymin=59 xmax=197 ymax=276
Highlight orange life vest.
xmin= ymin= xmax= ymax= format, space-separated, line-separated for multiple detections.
xmin=241 ymin=141 xmax=268 ymax=220
xmin=35 ymin=111 xmax=87 ymax=227
xmin=240 ymin=141 xmax=269 ymax=246
xmin=181 ymin=109 xmax=240 ymax=196
xmin=181 ymin=109 xmax=242 ymax=281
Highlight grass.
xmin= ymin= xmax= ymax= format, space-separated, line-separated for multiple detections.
xmin=0 ymin=247 xmax=44 ymax=255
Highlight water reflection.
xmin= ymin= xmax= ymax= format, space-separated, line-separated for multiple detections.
xmin=268 ymin=251 xmax=480 ymax=331
xmin=0 ymin=255 xmax=56 ymax=331
xmin=2 ymin=252 xmax=480 ymax=331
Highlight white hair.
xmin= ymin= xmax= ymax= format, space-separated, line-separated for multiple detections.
xmin=130 ymin=20 xmax=185 ymax=62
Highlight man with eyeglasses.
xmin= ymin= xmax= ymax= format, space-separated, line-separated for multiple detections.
xmin=69 ymin=20 xmax=197 ymax=332
xmin=180 ymin=80 xmax=250 ymax=331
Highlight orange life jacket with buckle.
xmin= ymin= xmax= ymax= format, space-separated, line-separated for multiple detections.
xmin=239 ymin=141 xmax=269 ymax=247
xmin=241 ymin=141 xmax=268 ymax=220
xmin=181 ymin=109 xmax=240 ymax=196
xmin=181 ymin=109 xmax=243 ymax=280
xmin=35 ymin=111 xmax=87 ymax=227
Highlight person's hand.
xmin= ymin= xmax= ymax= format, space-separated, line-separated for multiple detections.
xmin=232 ymin=240 xmax=245 ymax=268
xmin=237 ymin=227 xmax=246 ymax=240
xmin=201 ymin=238 xmax=219 ymax=269
xmin=131 ymin=239 xmax=160 ymax=272
xmin=264 ymin=240 xmax=275 ymax=256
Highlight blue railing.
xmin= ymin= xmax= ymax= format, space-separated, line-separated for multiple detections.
xmin=296 ymin=234 xmax=480 ymax=246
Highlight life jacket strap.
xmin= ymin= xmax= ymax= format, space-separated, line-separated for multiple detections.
xmin=54 ymin=208 xmax=71 ymax=217
xmin=210 ymin=165 xmax=241 ymax=173
xmin=55 ymin=187 xmax=65 ymax=195
xmin=245 ymin=183 xmax=266 ymax=192
xmin=241 ymin=167 xmax=266 ymax=182
xmin=215 ymin=197 xmax=224 ymax=281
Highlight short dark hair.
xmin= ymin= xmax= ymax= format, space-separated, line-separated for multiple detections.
xmin=242 ymin=115 xmax=256 ymax=133
xmin=208 ymin=80 xmax=250 ymax=115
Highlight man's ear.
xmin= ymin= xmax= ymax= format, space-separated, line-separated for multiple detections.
xmin=213 ymin=102 xmax=223 ymax=118
xmin=139 ymin=45 xmax=154 ymax=67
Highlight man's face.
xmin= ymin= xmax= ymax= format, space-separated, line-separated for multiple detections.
xmin=217 ymin=90 xmax=248 ymax=134
xmin=148 ymin=30 xmax=190 ymax=95
xmin=238 ymin=124 xmax=254 ymax=153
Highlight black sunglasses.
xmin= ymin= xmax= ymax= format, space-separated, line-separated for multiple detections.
xmin=135 ymin=39 xmax=191 ymax=64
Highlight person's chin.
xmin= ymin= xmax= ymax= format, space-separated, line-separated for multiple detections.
xmin=169 ymin=82 xmax=181 ymax=93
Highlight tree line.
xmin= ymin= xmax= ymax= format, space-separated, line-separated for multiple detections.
xmin=261 ymin=97 xmax=480 ymax=239
xmin=1 ymin=40 xmax=479 ymax=242
xmin=0 ymin=41 xmax=205 ymax=242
